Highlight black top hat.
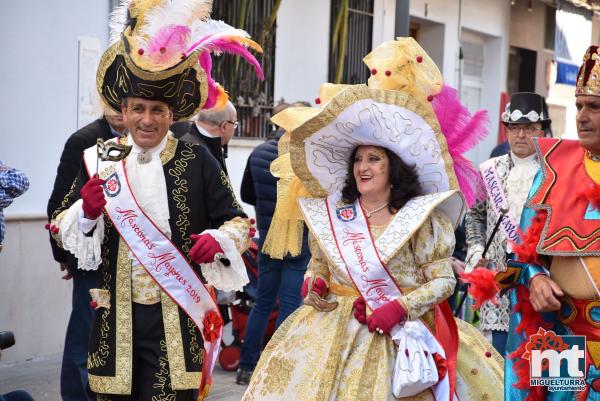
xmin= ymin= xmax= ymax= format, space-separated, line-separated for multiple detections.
xmin=501 ymin=92 xmax=551 ymax=129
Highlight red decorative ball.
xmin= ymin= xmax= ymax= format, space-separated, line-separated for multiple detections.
xmin=385 ymin=70 xmax=391 ymax=76
xmin=90 ymin=301 xmax=98 ymax=309
xmin=137 ymin=48 xmax=144 ymax=56
xmin=592 ymin=378 xmax=600 ymax=392
xmin=416 ymin=55 xmax=423 ymax=63
xmin=250 ymin=218 xmax=256 ymax=225
xmin=427 ymin=95 xmax=434 ymax=102
xmin=159 ymin=47 xmax=166 ymax=54
xmin=485 ymin=351 xmax=492 ymax=358
xmin=315 ymin=97 xmax=321 ymax=105
xmin=44 ymin=223 xmax=50 ymax=230
xmin=370 ymin=68 xmax=377 ymax=75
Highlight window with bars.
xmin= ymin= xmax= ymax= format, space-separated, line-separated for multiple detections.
xmin=108 ymin=0 xmax=278 ymax=139
xmin=329 ymin=0 xmax=374 ymax=84
xmin=211 ymin=0 xmax=278 ymax=139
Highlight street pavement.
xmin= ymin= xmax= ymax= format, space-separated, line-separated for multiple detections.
xmin=0 ymin=352 xmax=247 ymax=401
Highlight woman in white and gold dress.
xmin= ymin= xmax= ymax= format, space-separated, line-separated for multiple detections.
xmin=242 ymin=39 xmax=503 ymax=401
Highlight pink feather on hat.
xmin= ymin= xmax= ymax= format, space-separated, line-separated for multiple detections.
xmin=432 ymin=85 xmax=489 ymax=207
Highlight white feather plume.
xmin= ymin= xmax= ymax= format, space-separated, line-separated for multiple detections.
xmin=109 ymin=0 xmax=132 ymax=44
xmin=142 ymin=0 xmax=213 ymax=40
xmin=189 ymin=19 xmax=250 ymax=43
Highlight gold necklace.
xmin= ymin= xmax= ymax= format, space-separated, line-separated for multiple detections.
xmin=360 ymin=199 xmax=390 ymax=218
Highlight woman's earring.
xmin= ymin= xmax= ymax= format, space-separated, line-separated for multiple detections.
xmin=390 ymin=184 xmax=394 ymax=189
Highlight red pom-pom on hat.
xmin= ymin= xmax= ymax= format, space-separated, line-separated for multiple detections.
xmin=427 ymin=95 xmax=434 ymax=102
xmin=159 ymin=47 xmax=166 ymax=54
xmin=385 ymin=70 xmax=391 ymax=76
xmin=315 ymin=97 xmax=321 ymax=105
xmin=416 ymin=55 xmax=423 ymax=63
xmin=137 ymin=48 xmax=144 ymax=56
xmin=370 ymin=68 xmax=377 ymax=75
xmin=485 ymin=351 xmax=492 ymax=358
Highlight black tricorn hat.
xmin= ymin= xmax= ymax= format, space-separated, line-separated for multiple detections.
xmin=97 ymin=41 xmax=208 ymax=122
xmin=501 ymin=92 xmax=551 ymax=129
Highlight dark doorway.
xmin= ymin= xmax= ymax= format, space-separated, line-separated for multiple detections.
xmin=507 ymin=46 xmax=537 ymax=94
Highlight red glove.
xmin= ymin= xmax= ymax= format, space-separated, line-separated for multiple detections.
xmin=80 ymin=176 xmax=107 ymax=219
xmin=353 ymin=297 xmax=367 ymax=324
xmin=301 ymin=276 xmax=327 ymax=299
xmin=366 ymin=300 xmax=407 ymax=335
xmin=189 ymin=233 xmax=224 ymax=264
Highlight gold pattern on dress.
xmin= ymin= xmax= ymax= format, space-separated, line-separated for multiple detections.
xmin=168 ymin=142 xmax=196 ymax=254
xmin=161 ymin=292 xmax=202 ymax=389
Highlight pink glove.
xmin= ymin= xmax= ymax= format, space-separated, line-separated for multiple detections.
xmin=353 ymin=297 xmax=367 ymax=324
xmin=80 ymin=176 xmax=107 ymax=219
xmin=189 ymin=233 xmax=224 ymax=264
xmin=366 ymin=300 xmax=407 ymax=335
xmin=301 ymin=276 xmax=327 ymax=299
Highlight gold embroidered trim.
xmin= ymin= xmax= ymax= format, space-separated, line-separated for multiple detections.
xmin=161 ymin=293 xmax=202 ymax=389
xmin=160 ymin=135 xmax=178 ymax=165
xmin=168 ymin=142 xmax=196 ymax=254
xmin=220 ymin=170 xmax=244 ymax=213
xmin=52 ymin=179 xmax=77 ymax=220
xmin=88 ymin=240 xmax=133 ymax=395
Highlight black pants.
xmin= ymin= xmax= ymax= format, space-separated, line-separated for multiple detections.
xmin=95 ymin=303 xmax=195 ymax=401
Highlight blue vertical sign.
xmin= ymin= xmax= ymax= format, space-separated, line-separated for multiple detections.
xmin=556 ymin=61 xmax=579 ymax=86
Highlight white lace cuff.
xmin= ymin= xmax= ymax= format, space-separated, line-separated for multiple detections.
xmin=199 ymin=229 xmax=249 ymax=292
xmin=58 ymin=199 xmax=104 ymax=271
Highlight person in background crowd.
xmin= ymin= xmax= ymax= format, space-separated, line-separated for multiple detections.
xmin=177 ymin=101 xmax=237 ymax=173
xmin=465 ymin=92 xmax=549 ymax=356
xmin=489 ymin=97 xmax=552 ymax=158
xmin=46 ymin=108 xmax=125 ymax=401
xmin=0 ymin=162 xmax=29 ymax=253
xmin=236 ymin=101 xmax=313 ymax=385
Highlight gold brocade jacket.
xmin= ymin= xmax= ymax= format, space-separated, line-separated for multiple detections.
xmin=51 ymin=136 xmax=250 ymax=394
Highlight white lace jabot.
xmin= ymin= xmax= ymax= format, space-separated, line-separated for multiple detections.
xmin=507 ymin=152 xmax=538 ymax=224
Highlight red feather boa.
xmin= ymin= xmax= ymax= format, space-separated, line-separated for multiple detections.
xmin=512 ymin=210 xmax=547 ymax=266
xmin=508 ymin=286 xmax=550 ymax=401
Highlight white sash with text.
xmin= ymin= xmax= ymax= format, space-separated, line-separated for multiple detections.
xmin=324 ymin=191 xmax=454 ymax=400
xmin=83 ymin=143 xmax=221 ymax=391
xmin=480 ymin=158 xmax=519 ymax=243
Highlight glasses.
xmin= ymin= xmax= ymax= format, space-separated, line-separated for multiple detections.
xmin=224 ymin=120 xmax=239 ymax=128
xmin=507 ymin=125 xmax=542 ymax=135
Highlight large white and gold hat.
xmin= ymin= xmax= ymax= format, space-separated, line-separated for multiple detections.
xmin=263 ymin=38 xmax=488 ymax=258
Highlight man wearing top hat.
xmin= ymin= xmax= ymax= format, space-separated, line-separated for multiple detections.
xmin=465 ymin=92 xmax=549 ymax=356
xmin=493 ymin=45 xmax=600 ymax=399
xmin=47 ymin=0 xmax=263 ymax=399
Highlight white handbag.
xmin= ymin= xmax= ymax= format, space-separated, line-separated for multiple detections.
xmin=391 ymin=321 xmax=439 ymax=398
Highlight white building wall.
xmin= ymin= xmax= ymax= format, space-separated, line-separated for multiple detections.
xmin=410 ymin=0 xmax=511 ymax=166
xmin=1 ymin=1 xmax=110 ymax=365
